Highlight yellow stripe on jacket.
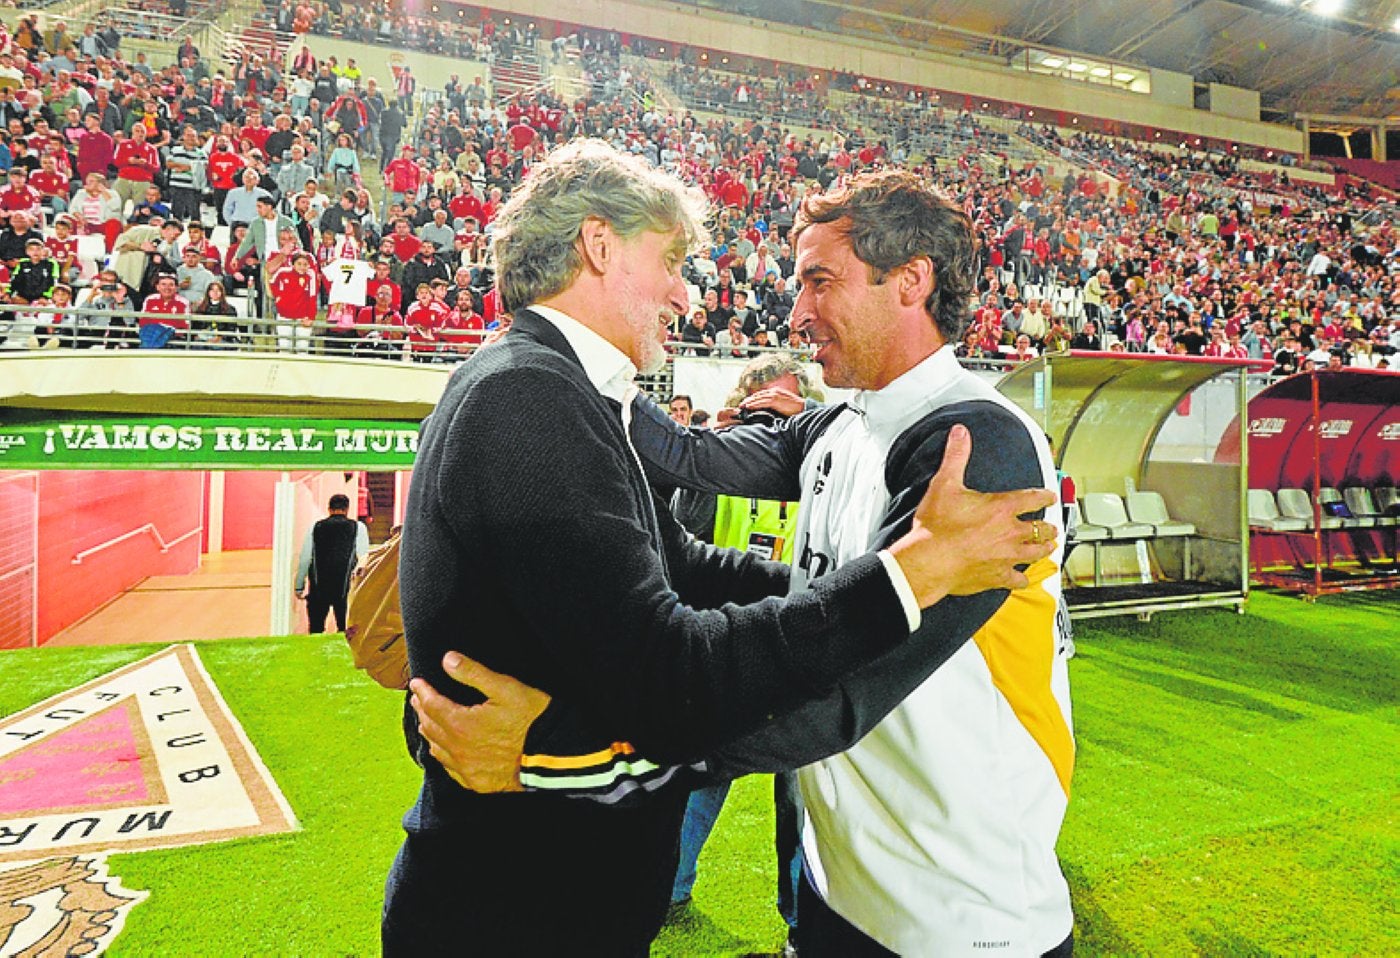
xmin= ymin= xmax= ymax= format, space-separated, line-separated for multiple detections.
xmin=973 ymin=556 xmax=1075 ymax=796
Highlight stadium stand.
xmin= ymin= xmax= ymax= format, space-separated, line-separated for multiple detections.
xmin=0 ymin=1 xmax=1390 ymax=376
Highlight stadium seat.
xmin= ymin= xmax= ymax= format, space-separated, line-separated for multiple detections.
xmin=1319 ymin=487 xmax=1376 ymax=528
xmin=1376 ymin=487 xmax=1400 ymax=516
xmin=1056 ymin=287 xmax=1085 ymax=325
xmin=76 ymin=234 xmax=107 ymax=280
xmin=1126 ymin=492 xmax=1195 ymax=537
xmin=1247 ymin=489 xmax=1307 ymax=532
xmin=1067 ymin=501 xmax=1108 ymax=542
xmin=1343 ymin=487 xmax=1397 ymax=527
xmin=1064 ymin=500 xmax=1109 ymax=588
xmin=1080 ymin=493 xmax=1153 ymax=539
xmin=1276 ymin=488 xmax=1345 ymax=530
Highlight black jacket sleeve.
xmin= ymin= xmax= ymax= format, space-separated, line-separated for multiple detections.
xmin=627 ymin=392 xmax=842 ymax=502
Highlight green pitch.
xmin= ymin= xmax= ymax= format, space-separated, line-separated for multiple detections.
xmin=0 ymin=591 xmax=1394 ymax=956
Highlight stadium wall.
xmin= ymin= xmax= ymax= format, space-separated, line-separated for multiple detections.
xmin=34 ymin=471 xmax=204 ymax=645
xmin=222 ymin=472 xmax=281 ymax=552
xmin=483 ymin=0 xmax=1304 ymax=153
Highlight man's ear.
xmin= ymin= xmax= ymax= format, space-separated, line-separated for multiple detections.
xmin=898 ymin=255 xmax=936 ymax=308
xmin=576 ymin=216 xmax=612 ymax=276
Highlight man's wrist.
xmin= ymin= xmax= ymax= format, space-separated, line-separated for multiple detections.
xmin=877 ymin=549 xmax=923 ymax=631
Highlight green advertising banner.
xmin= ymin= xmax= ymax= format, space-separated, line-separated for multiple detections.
xmin=0 ymin=417 xmax=421 ymax=470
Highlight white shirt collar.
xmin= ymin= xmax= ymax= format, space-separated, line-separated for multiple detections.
xmin=848 ymin=345 xmax=961 ymax=443
xmin=529 ymin=304 xmax=637 ymax=404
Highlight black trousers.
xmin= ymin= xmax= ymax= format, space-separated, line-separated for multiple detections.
xmin=170 ymin=186 xmax=202 ymax=223
xmin=306 ymin=592 xmax=346 ymax=633
xmin=796 ymin=870 xmax=1073 ymax=958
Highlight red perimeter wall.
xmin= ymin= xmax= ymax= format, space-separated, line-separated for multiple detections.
xmin=35 ymin=471 xmax=204 ymax=644
xmin=222 ymin=472 xmax=280 ymax=550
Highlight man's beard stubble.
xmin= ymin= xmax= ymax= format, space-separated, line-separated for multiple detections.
xmin=620 ymin=289 xmax=669 ymax=376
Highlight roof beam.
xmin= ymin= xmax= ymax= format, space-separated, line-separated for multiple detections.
xmin=1183 ymin=11 xmax=1257 ymax=75
xmin=1106 ymin=0 xmax=1212 ymax=60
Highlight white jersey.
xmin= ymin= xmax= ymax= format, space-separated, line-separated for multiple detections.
xmin=322 ymin=258 xmax=374 ymax=306
xmin=792 ymin=346 xmax=1074 ymax=957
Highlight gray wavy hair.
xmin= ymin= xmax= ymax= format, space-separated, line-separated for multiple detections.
xmin=725 ymin=353 xmax=825 ymax=407
xmin=491 ymin=139 xmax=711 ymax=313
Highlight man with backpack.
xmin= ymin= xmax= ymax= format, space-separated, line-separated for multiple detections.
xmin=295 ymin=493 xmax=369 ymax=633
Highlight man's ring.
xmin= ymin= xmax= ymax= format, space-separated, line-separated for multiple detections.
xmin=1031 ymin=520 xmax=1042 ymax=543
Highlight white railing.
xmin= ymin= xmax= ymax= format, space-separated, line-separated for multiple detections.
xmin=71 ymin=522 xmax=202 ymax=565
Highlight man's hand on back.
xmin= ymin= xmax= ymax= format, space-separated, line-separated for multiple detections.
xmin=888 ymin=424 xmax=1057 ymax=606
xmin=410 ymin=652 xmax=552 ymax=793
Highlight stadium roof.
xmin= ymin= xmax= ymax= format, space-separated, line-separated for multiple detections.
xmin=713 ymin=0 xmax=1400 ymax=121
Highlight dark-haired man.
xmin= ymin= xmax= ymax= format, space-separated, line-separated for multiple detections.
xmin=294 ymin=493 xmax=368 ymax=633
xmin=666 ymin=393 xmax=693 ymax=425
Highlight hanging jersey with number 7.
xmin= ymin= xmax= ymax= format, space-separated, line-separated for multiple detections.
xmin=323 ymin=258 xmax=376 ymax=305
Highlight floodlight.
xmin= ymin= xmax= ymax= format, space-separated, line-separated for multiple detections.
xmin=1114 ymin=71 xmax=1136 ymax=82
xmin=1090 ymin=67 xmax=1111 ymax=77
xmin=1066 ymin=62 xmax=1088 ymax=72
xmin=1040 ymin=56 xmax=1065 ymax=68
xmin=1309 ymin=0 xmax=1342 ymax=15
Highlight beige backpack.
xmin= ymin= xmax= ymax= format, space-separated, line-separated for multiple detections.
xmin=344 ymin=527 xmax=410 ymax=690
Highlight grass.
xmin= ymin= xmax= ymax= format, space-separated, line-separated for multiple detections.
xmin=0 ymin=590 xmax=1395 ymax=956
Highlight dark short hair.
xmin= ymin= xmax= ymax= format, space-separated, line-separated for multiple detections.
xmin=329 ymin=494 xmax=351 ymax=511
xmin=793 ymin=169 xmax=977 ymax=342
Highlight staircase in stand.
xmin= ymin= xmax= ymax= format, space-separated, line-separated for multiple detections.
xmin=364 ymin=472 xmax=398 ymax=545
xmin=232 ymin=10 xmax=295 ymax=67
xmin=491 ymin=48 xmax=545 ymax=100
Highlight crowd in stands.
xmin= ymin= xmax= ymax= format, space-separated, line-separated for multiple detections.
xmin=0 ymin=2 xmax=1393 ymax=373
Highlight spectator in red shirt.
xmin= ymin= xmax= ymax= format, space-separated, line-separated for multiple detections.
xmin=206 ymin=136 xmax=246 ymax=226
xmin=30 ymin=154 xmax=68 ymax=217
xmin=388 ymin=218 xmax=422 ymax=262
xmin=439 ymin=298 xmax=483 ymax=358
xmin=366 ymin=259 xmax=402 ymax=311
xmin=45 ymin=216 xmax=80 ymax=286
xmin=507 ymin=120 xmax=536 ymax=152
xmin=481 ymin=186 xmax=504 ymax=225
xmin=113 ymin=124 xmax=161 ymax=209
xmin=719 ymin=176 xmax=748 ymax=211
xmin=382 ymin=147 xmax=422 ymax=219
xmin=270 ymin=249 xmax=320 ymax=353
xmin=141 ymin=274 xmax=192 ymax=344
xmin=356 ymin=284 xmax=404 ymax=357
xmin=75 ymin=112 xmax=114 ymax=182
xmin=404 ymin=281 xmax=449 ymax=360
xmin=0 ymin=167 xmax=42 ymax=228
xmin=448 ymin=189 xmax=484 ymax=229
xmin=239 ymin=108 xmax=272 ymax=154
